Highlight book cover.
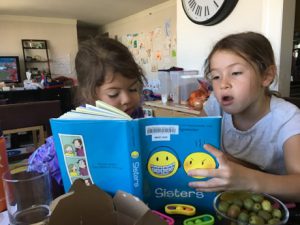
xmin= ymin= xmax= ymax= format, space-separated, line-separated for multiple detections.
xmin=50 ymin=101 xmax=221 ymax=212
xmin=139 ymin=117 xmax=221 ymax=212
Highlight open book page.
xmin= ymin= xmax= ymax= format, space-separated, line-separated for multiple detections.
xmin=75 ymin=105 xmax=128 ymax=119
xmin=59 ymin=111 xmax=125 ymax=120
xmin=59 ymin=100 xmax=132 ymax=120
xmin=95 ymin=100 xmax=132 ymax=119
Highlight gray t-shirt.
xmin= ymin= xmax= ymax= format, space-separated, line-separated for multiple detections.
xmin=204 ymin=93 xmax=300 ymax=175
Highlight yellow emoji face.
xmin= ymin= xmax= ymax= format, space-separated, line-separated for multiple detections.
xmin=131 ymin=151 xmax=139 ymax=159
xmin=147 ymin=150 xmax=179 ymax=178
xmin=183 ymin=152 xmax=216 ymax=179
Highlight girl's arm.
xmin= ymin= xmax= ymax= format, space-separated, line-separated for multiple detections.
xmin=188 ymin=135 xmax=300 ymax=202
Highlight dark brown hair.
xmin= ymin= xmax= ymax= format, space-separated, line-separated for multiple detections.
xmin=74 ymin=36 xmax=146 ymax=105
xmin=204 ymin=32 xmax=277 ymax=91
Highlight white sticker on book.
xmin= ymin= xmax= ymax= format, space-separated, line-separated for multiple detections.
xmin=145 ymin=125 xmax=179 ymax=141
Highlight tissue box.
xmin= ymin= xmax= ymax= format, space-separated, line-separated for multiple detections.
xmin=49 ymin=179 xmax=167 ymax=225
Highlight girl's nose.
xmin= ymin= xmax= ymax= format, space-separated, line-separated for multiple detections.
xmin=220 ymin=75 xmax=231 ymax=89
xmin=120 ymin=92 xmax=131 ymax=105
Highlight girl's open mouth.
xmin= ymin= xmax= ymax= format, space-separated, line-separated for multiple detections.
xmin=221 ymin=96 xmax=234 ymax=106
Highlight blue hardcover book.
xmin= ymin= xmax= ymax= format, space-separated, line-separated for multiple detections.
xmin=50 ymin=101 xmax=221 ymax=212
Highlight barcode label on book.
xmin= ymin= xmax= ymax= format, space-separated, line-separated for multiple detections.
xmin=146 ymin=125 xmax=179 ymax=141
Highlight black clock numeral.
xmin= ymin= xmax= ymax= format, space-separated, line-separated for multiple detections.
xmin=188 ymin=0 xmax=197 ymax=12
xmin=195 ymin=5 xmax=202 ymax=16
xmin=205 ymin=6 xmax=210 ymax=16
xmin=213 ymin=0 xmax=220 ymax=8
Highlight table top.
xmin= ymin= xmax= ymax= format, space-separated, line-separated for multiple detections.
xmin=144 ymin=101 xmax=201 ymax=115
xmin=1 ymin=203 xmax=299 ymax=225
xmin=170 ymin=204 xmax=300 ymax=225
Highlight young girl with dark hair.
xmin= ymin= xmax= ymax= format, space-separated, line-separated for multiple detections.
xmin=29 ymin=37 xmax=146 ymax=196
xmin=188 ymin=32 xmax=300 ymax=201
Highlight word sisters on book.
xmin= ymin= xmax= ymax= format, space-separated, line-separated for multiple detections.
xmin=50 ymin=100 xmax=221 ymax=212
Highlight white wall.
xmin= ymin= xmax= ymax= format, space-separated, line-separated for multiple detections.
xmin=177 ymin=0 xmax=295 ymax=96
xmin=103 ymin=0 xmax=176 ymax=83
xmin=2 ymin=0 xmax=294 ymax=95
xmin=0 ymin=15 xmax=78 ymax=80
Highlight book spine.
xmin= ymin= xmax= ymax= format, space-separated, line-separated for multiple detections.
xmin=128 ymin=120 xmax=143 ymax=199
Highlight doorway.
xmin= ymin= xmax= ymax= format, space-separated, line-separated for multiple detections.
xmin=291 ymin=1 xmax=300 ymax=97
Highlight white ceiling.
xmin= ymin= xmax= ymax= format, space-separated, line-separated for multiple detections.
xmin=0 ymin=0 xmax=169 ymax=25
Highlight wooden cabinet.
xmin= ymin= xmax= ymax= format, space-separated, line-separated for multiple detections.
xmin=0 ymin=87 xmax=75 ymax=113
xmin=22 ymin=39 xmax=51 ymax=80
xmin=0 ymin=100 xmax=62 ymax=162
xmin=143 ymin=101 xmax=201 ymax=117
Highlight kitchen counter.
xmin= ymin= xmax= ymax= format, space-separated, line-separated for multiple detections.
xmin=143 ymin=101 xmax=201 ymax=117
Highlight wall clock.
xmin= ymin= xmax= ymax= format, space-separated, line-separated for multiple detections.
xmin=182 ymin=0 xmax=239 ymax=26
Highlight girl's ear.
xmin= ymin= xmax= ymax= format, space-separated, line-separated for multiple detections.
xmin=262 ymin=65 xmax=276 ymax=87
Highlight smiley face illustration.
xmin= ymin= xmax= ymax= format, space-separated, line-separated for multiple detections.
xmin=183 ymin=152 xmax=216 ymax=179
xmin=147 ymin=150 xmax=179 ymax=178
xmin=131 ymin=151 xmax=139 ymax=159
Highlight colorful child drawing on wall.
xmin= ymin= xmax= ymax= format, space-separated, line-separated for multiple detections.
xmin=73 ymin=138 xmax=85 ymax=156
xmin=64 ymin=144 xmax=75 ymax=157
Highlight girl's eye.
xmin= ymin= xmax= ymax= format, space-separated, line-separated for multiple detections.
xmin=208 ymin=72 xmax=220 ymax=80
xmin=212 ymin=75 xmax=220 ymax=80
xmin=108 ymin=93 xmax=119 ymax=98
xmin=232 ymin=71 xmax=242 ymax=76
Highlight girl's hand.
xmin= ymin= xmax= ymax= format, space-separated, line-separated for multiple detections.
xmin=188 ymin=144 xmax=250 ymax=192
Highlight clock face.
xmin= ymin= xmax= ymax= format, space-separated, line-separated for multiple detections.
xmin=182 ymin=0 xmax=238 ymax=26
